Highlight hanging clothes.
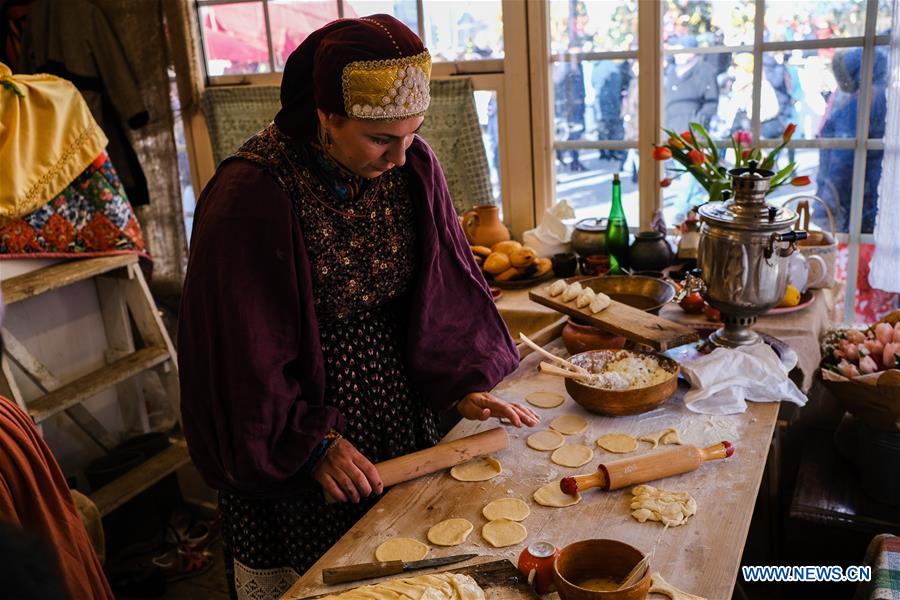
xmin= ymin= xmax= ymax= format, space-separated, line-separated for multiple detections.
xmin=21 ymin=0 xmax=151 ymax=206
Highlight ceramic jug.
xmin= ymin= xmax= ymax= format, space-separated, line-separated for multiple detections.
xmin=462 ymin=204 xmax=509 ymax=248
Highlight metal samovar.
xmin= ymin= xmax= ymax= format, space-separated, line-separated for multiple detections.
xmin=681 ymin=161 xmax=807 ymax=347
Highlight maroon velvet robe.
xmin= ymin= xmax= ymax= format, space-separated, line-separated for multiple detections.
xmin=178 ymin=136 xmax=518 ymax=497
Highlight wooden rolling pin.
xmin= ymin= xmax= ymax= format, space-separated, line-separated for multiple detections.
xmin=325 ymin=427 xmax=509 ymax=502
xmin=560 ymin=441 xmax=733 ymax=495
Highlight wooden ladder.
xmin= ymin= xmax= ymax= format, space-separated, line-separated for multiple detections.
xmin=0 ymin=255 xmax=190 ymax=516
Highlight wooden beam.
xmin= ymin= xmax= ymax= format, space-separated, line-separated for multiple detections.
xmin=1 ymin=255 xmax=137 ymax=305
xmin=28 ymin=347 xmax=170 ymax=424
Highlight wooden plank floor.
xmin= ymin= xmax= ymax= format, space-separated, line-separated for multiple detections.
xmin=283 ymin=338 xmax=779 ymax=600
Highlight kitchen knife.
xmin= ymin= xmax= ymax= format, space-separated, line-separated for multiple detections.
xmin=322 ymin=554 xmax=479 ymax=585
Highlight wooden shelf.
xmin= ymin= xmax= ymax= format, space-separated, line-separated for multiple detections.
xmin=28 ymin=347 xmax=170 ymax=424
xmin=1 ymin=255 xmax=137 ymax=305
xmin=91 ymin=441 xmax=191 ymax=517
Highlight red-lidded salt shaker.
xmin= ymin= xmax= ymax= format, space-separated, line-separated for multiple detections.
xmin=517 ymin=541 xmax=560 ymax=594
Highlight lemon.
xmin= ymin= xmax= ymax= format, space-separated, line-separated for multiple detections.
xmin=778 ymin=284 xmax=801 ymax=308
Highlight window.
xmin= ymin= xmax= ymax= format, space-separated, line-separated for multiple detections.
xmin=191 ymin=0 xmax=529 ymax=228
xmin=546 ymin=0 xmax=894 ymax=322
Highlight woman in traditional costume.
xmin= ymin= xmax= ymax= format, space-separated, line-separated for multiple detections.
xmin=178 ymin=15 xmax=538 ymax=599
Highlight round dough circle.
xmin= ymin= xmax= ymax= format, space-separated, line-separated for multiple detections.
xmin=596 ymin=433 xmax=638 ymax=453
xmin=551 ymin=444 xmax=594 ymax=468
xmin=533 ymin=481 xmax=582 ymax=507
xmin=550 ymin=415 xmax=589 ymax=435
xmin=427 ymin=518 xmax=474 ymax=546
xmin=526 ymin=391 xmax=565 ymax=409
xmin=482 ymin=498 xmax=531 ymax=522
xmin=450 ymin=457 xmax=502 ymax=481
xmin=482 ymin=519 xmax=528 ymax=548
xmin=374 ymin=538 xmax=429 ymax=562
xmin=527 ymin=430 xmax=565 ymax=451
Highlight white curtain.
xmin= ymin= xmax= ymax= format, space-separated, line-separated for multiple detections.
xmin=870 ymin=0 xmax=900 ymax=292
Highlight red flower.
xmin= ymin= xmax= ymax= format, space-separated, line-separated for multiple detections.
xmin=782 ymin=123 xmax=797 ymax=142
xmin=667 ymin=136 xmax=685 ymax=149
xmin=680 ymin=130 xmax=694 ymax=144
xmin=687 ymin=149 xmax=706 ymax=165
xmin=653 ymin=146 xmax=672 ymax=160
xmin=660 ymin=178 xmax=672 ymax=188
xmin=733 ymin=130 xmax=752 ymax=145
xmin=741 ymin=149 xmax=752 ymax=159
xmin=791 ymin=175 xmax=811 ymax=186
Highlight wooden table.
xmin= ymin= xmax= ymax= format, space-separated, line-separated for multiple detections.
xmin=282 ymin=338 xmax=780 ymax=600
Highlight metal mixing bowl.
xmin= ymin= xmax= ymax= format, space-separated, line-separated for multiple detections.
xmin=579 ymin=275 xmax=676 ymax=315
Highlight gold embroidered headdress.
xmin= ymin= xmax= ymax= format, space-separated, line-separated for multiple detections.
xmin=276 ymin=14 xmax=432 ymax=135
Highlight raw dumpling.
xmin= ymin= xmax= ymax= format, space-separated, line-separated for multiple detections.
xmin=562 ymin=282 xmax=583 ymax=302
xmin=575 ymin=290 xmax=596 ymax=308
xmin=548 ymin=280 xmax=567 ymax=297
xmin=589 ymin=293 xmax=611 ymax=314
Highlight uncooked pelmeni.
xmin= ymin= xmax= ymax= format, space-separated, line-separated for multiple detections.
xmin=551 ymin=443 xmax=594 ymax=467
xmin=548 ymin=280 xmax=567 ymax=297
xmin=450 ymin=457 xmax=502 ymax=481
xmin=526 ymin=391 xmax=565 ymax=408
xmin=533 ymin=481 xmax=582 ymax=507
xmin=589 ymin=293 xmax=612 ymax=314
xmin=575 ymin=292 xmax=593 ymax=308
xmin=639 ymin=428 xmax=684 ymax=449
xmin=481 ymin=519 xmax=528 ymax=547
xmin=374 ymin=537 xmax=429 ymax=561
xmin=550 ymin=415 xmax=589 ymax=435
xmin=596 ymin=433 xmax=638 ymax=453
xmin=482 ymin=498 xmax=530 ymax=521
xmin=527 ymin=429 xmax=566 ymax=451
xmin=562 ymin=282 xmax=583 ymax=302
xmin=661 ymin=429 xmax=683 ymax=445
xmin=630 ymin=484 xmax=697 ymax=527
xmin=427 ymin=518 xmax=474 ymax=546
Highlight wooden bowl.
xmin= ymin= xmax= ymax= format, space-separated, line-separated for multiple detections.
xmin=554 ymin=539 xmax=651 ymax=600
xmin=564 ymin=350 xmax=679 ymax=416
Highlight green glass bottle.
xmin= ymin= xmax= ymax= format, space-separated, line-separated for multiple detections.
xmin=605 ymin=173 xmax=629 ymax=273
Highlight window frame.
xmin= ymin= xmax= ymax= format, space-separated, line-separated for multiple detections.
xmin=187 ymin=0 xmax=537 ymax=236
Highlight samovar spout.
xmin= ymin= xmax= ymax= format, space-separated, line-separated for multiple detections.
xmin=764 ymin=230 xmax=808 ymax=260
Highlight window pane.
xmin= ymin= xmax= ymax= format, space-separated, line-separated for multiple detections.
xmin=663 ymin=51 xmax=751 ymax=139
xmin=835 ymin=243 xmax=899 ymax=323
xmin=764 ymin=0 xmax=868 ymax=42
xmin=474 ymin=90 xmax=502 ymax=206
xmin=556 ymin=158 xmax=640 ymax=223
xmin=269 ymin=0 xmax=339 ymax=70
xmin=345 ymin=1 xmax=418 ymax=34
xmin=877 ymin=0 xmax=894 ymax=35
xmin=423 ymin=1 xmax=503 ymax=61
xmin=758 ymin=49 xmax=836 ymax=140
xmin=663 ymin=0 xmax=755 ymax=49
xmin=199 ymin=2 xmax=270 ymax=76
xmin=549 ymin=1 xmax=638 ymax=54
xmin=553 ymin=59 xmax=638 ymax=142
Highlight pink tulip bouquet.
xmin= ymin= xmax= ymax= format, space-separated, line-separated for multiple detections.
xmin=820 ymin=315 xmax=900 ymax=432
xmin=821 ymin=322 xmax=900 ymax=378
xmin=653 ymin=122 xmax=810 ymax=201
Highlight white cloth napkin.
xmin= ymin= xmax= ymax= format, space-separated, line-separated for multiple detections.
xmin=522 ymin=200 xmax=575 ymax=257
xmin=680 ymin=343 xmax=808 ymax=414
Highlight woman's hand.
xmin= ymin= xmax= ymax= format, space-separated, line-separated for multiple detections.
xmin=457 ymin=392 xmax=540 ymax=427
xmin=312 ymin=438 xmax=383 ymax=503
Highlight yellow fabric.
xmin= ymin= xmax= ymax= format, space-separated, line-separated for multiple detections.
xmin=0 ymin=63 xmax=108 ymax=225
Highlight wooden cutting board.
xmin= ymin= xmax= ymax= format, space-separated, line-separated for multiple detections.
xmin=529 ymin=287 xmax=698 ymax=351
xmin=301 ymin=560 xmax=538 ymax=600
